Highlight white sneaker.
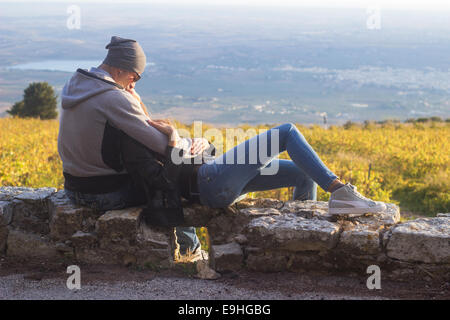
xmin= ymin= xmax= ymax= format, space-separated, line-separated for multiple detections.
xmin=328 ymin=183 xmax=386 ymax=216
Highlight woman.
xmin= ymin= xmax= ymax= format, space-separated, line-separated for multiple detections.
xmin=148 ymin=119 xmax=386 ymax=216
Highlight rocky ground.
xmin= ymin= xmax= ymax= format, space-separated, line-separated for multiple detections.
xmin=0 ymin=258 xmax=448 ymax=300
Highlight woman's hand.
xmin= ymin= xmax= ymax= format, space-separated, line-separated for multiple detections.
xmin=147 ymin=119 xmax=179 ymax=146
xmin=147 ymin=119 xmax=175 ymax=136
xmin=190 ymin=137 xmax=210 ymax=155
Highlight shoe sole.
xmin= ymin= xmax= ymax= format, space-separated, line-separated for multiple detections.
xmin=328 ymin=203 xmax=386 ymax=216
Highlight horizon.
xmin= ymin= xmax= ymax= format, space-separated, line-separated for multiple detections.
xmin=0 ymin=0 xmax=449 ymax=12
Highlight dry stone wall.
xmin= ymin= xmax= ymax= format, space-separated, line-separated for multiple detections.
xmin=0 ymin=187 xmax=449 ymax=282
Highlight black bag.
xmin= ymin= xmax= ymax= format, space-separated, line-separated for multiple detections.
xmin=102 ymin=121 xmax=215 ymax=228
xmin=118 ymin=130 xmax=185 ymax=227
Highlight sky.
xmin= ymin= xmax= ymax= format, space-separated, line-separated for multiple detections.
xmin=0 ymin=0 xmax=450 ymax=11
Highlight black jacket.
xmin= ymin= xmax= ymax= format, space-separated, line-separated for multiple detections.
xmin=99 ymin=121 xmax=214 ymax=227
xmin=120 ymin=126 xmax=187 ymax=227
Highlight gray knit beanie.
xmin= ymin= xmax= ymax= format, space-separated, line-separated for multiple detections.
xmin=102 ymin=36 xmax=146 ymax=74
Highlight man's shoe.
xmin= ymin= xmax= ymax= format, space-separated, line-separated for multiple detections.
xmin=177 ymin=246 xmax=207 ymax=263
xmin=328 ymin=183 xmax=386 ymax=216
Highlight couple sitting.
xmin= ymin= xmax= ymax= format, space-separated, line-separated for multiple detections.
xmin=58 ymin=36 xmax=386 ymax=258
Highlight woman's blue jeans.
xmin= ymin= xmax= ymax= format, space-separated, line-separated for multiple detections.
xmin=197 ymin=123 xmax=338 ymax=208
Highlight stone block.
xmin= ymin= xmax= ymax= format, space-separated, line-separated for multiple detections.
xmin=6 ymin=229 xmax=61 ymax=260
xmin=234 ymin=197 xmax=284 ymax=210
xmin=49 ymin=206 xmax=84 ymax=241
xmin=95 ymin=207 xmax=142 ymax=247
xmin=195 ymin=260 xmax=221 ymax=280
xmin=246 ymin=213 xmax=341 ymax=252
xmin=135 ymin=223 xmax=174 ymax=267
xmin=246 ymin=250 xmax=289 ymax=272
xmin=71 ymin=231 xmax=115 ymax=265
xmin=385 ymin=217 xmax=450 ymax=264
xmin=71 ymin=231 xmax=98 ymax=249
xmin=280 ymin=200 xmax=330 ymax=220
xmin=210 ymin=242 xmax=243 ymax=272
xmin=0 ymin=187 xmax=43 ymax=201
xmin=239 ymin=207 xmax=282 ymax=218
xmin=87 ymin=208 xmax=174 ymax=266
xmin=48 ymin=190 xmax=99 ymax=241
xmin=2 ymin=187 xmax=57 ymax=234
xmin=13 ymin=187 xmax=56 ymax=202
xmin=337 ymin=223 xmax=382 ymax=255
xmin=207 ymin=206 xmax=281 ymax=245
xmin=0 ymin=201 xmax=12 ymax=254
xmin=437 ymin=213 xmax=450 ymax=218
xmin=286 ymin=251 xmax=328 ymax=272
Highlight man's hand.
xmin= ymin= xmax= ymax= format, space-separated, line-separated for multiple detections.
xmin=190 ymin=138 xmax=210 ymax=155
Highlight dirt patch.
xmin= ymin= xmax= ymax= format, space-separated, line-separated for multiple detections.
xmin=1 ymin=257 xmax=448 ymax=300
xmin=218 ymin=270 xmax=450 ymax=300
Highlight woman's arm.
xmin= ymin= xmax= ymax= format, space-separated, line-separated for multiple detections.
xmin=147 ymin=119 xmax=209 ymax=155
xmin=126 ymin=86 xmax=150 ymax=118
xmin=138 ymin=99 xmax=150 ymax=118
xmin=147 ymin=119 xmax=180 ymax=146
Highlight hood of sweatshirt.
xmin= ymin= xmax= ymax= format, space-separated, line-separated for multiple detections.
xmin=61 ymin=67 xmax=123 ymax=110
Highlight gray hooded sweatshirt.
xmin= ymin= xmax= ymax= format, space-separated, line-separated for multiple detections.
xmin=58 ymin=67 xmax=190 ymax=192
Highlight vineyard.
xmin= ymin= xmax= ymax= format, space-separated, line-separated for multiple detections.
xmin=0 ymin=118 xmax=448 ymax=217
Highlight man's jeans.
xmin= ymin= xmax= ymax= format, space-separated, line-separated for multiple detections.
xmin=198 ymin=123 xmax=338 ymax=208
xmin=64 ymin=183 xmax=200 ymax=255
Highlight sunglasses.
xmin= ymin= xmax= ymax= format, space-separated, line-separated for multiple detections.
xmin=133 ymin=72 xmax=141 ymax=82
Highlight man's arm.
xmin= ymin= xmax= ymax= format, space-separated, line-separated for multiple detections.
xmin=103 ymin=91 xmax=169 ymax=155
xmin=104 ymin=91 xmax=193 ymax=156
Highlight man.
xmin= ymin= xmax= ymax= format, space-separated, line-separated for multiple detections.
xmin=58 ymin=36 xmax=207 ymax=259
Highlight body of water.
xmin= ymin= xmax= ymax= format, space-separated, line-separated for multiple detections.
xmin=7 ymin=60 xmax=155 ymax=73
xmin=7 ymin=60 xmax=102 ymax=73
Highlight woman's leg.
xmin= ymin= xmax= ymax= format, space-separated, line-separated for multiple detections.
xmin=241 ymin=159 xmax=317 ymax=201
xmin=198 ymin=123 xmax=337 ymax=208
